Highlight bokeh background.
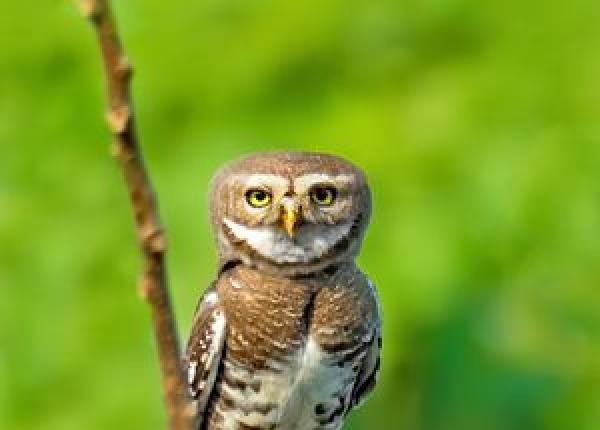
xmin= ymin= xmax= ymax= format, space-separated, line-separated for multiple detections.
xmin=1 ymin=1 xmax=599 ymax=429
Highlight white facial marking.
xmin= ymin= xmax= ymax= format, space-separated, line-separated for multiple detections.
xmin=223 ymin=218 xmax=353 ymax=263
xmin=293 ymin=173 xmax=354 ymax=192
xmin=229 ymin=173 xmax=289 ymax=189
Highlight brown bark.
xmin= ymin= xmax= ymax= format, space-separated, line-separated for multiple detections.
xmin=78 ymin=1 xmax=195 ymax=429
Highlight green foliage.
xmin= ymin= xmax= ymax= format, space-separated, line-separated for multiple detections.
xmin=1 ymin=1 xmax=599 ymax=429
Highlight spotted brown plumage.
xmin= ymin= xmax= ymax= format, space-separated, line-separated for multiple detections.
xmin=185 ymin=152 xmax=381 ymax=429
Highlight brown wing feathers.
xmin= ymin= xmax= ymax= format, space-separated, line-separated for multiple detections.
xmin=185 ymin=286 xmax=227 ymax=415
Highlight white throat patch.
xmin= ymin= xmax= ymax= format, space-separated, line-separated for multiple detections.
xmin=223 ymin=218 xmax=353 ymax=264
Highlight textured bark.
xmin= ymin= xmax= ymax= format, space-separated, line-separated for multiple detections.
xmin=79 ymin=1 xmax=195 ymax=429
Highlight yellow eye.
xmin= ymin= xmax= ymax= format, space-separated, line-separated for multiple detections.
xmin=311 ymin=186 xmax=337 ymax=206
xmin=245 ymin=189 xmax=272 ymax=208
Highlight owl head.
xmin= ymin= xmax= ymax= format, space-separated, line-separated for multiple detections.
xmin=210 ymin=152 xmax=371 ymax=276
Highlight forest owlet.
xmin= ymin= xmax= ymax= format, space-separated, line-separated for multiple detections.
xmin=185 ymin=152 xmax=381 ymax=430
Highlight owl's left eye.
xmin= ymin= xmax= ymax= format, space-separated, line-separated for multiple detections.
xmin=311 ymin=186 xmax=337 ymax=206
xmin=245 ymin=189 xmax=272 ymax=208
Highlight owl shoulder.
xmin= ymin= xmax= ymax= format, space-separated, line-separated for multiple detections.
xmin=335 ymin=265 xmax=380 ymax=324
xmin=310 ymin=266 xmax=380 ymax=348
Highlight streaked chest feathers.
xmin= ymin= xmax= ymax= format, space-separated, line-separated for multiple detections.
xmin=187 ymin=266 xmax=380 ymax=430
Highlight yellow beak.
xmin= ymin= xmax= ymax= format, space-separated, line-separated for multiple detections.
xmin=282 ymin=206 xmax=299 ymax=238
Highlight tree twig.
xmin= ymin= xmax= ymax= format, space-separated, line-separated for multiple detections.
xmin=79 ymin=1 xmax=195 ymax=428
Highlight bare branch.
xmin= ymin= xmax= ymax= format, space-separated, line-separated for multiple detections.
xmin=79 ymin=1 xmax=195 ymax=428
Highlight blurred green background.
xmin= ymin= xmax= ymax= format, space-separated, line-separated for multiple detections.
xmin=1 ymin=0 xmax=599 ymax=429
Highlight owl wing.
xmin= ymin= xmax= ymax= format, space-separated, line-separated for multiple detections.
xmin=349 ymin=280 xmax=382 ymax=408
xmin=349 ymin=325 xmax=381 ymax=408
xmin=184 ymin=284 xmax=227 ymax=418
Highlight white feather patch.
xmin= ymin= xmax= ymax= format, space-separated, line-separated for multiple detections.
xmin=228 ymin=173 xmax=289 ymax=189
xmin=194 ymin=310 xmax=226 ymax=411
xmin=293 ymin=173 xmax=355 ymax=192
xmin=218 ymin=336 xmax=355 ymax=429
xmin=203 ymin=290 xmax=218 ymax=305
xmin=188 ymin=361 xmax=198 ymax=386
xmin=224 ymin=218 xmax=353 ymax=263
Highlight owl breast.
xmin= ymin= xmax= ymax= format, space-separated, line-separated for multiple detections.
xmin=203 ymin=266 xmax=377 ymax=430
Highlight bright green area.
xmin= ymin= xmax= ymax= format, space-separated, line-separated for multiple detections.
xmin=1 ymin=1 xmax=599 ymax=429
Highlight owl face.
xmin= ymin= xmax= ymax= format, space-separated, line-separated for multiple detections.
xmin=210 ymin=152 xmax=371 ymax=275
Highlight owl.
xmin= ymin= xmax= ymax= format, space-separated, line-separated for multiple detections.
xmin=185 ymin=152 xmax=381 ymax=430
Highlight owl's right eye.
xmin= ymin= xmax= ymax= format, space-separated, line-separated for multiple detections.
xmin=245 ymin=189 xmax=272 ymax=208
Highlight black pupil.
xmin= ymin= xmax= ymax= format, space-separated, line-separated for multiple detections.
xmin=253 ymin=191 xmax=266 ymax=201
xmin=316 ymin=188 xmax=332 ymax=202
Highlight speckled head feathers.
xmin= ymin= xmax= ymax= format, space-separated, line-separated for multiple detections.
xmin=209 ymin=152 xmax=371 ymax=275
